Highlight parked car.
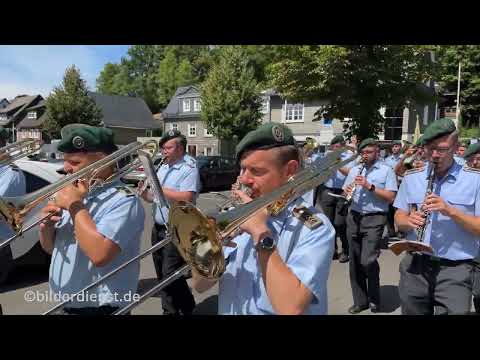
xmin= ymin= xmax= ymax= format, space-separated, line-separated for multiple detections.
xmin=0 ymin=159 xmax=64 ymax=285
xmin=196 ymin=156 xmax=239 ymax=192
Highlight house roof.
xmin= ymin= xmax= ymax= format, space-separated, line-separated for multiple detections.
xmin=163 ymin=85 xmax=200 ymax=119
xmin=17 ymin=110 xmax=48 ymax=129
xmin=0 ymin=95 xmax=42 ymax=127
xmin=87 ymin=92 xmax=162 ymax=129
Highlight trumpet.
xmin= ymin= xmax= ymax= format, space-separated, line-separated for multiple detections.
xmin=0 ymin=138 xmax=42 ymax=166
xmin=0 ymin=140 xmax=158 ymax=251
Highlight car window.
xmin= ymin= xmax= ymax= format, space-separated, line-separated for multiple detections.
xmin=23 ymin=171 xmax=51 ymax=193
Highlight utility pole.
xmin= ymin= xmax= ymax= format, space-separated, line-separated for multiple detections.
xmin=455 ymin=61 xmax=462 ymax=129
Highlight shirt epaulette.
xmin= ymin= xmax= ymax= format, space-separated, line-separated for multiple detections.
xmin=292 ymin=206 xmax=323 ymax=230
xmin=115 ymin=185 xmax=136 ymax=197
xmin=404 ymin=166 xmax=424 ymax=176
xmin=463 ymin=165 xmax=480 ymax=174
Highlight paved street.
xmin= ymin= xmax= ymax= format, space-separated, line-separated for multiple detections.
xmin=0 ymin=191 xmax=404 ymax=315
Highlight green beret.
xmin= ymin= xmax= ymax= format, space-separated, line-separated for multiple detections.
xmin=415 ymin=135 xmax=425 ymax=146
xmin=392 ymin=140 xmax=402 ymax=146
xmin=358 ymin=138 xmax=377 ymax=152
xmin=330 ymin=135 xmax=345 ymax=145
xmin=0 ymin=128 xmax=9 ymax=141
xmin=57 ymin=124 xmax=117 ymax=153
xmin=159 ymin=129 xmax=187 ymax=148
xmin=235 ymin=123 xmax=295 ymax=160
xmin=422 ymin=118 xmax=456 ymax=144
xmin=464 ymin=142 xmax=480 ymax=159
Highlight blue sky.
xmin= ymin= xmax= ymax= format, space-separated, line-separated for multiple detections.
xmin=0 ymin=45 xmax=130 ymax=100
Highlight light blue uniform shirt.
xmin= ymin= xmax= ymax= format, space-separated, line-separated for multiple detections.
xmin=154 ymin=155 xmax=200 ymax=225
xmin=218 ymin=194 xmax=335 ymax=315
xmin=0 ymin=165 xmax=26 ymax=240
xmin=384 ymin=154 xmax=403 ymax=170
xmin=454 ymin=155 xmax=466 ymax=166
xmin=393 ymin=161 xmax=480 ymax=260
xmin=343 ymin=160 xmax=398 ymax=214
xmin=49 ymin=181 xmax=145 ymax=308
xmin=324 ymin=150 xmax=355 ymax=189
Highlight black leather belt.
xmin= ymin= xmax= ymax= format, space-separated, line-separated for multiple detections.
xmin=351 ymin=210 xmax=387 ymax=217
xmin=417 ymin=253 xmax=474 ymax=267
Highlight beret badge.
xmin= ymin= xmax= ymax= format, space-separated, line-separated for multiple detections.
xmin=272 ymin=125 xmax=284 ymax=143
xmin=72 ymin=136 xmax=85 ymax=149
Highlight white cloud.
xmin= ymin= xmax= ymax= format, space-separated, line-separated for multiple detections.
xmin=0 ymin=45 xmax=124 ymax=100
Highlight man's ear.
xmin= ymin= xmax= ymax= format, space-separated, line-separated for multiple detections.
xmin=285 ymin=160 xmax=299 ymax=178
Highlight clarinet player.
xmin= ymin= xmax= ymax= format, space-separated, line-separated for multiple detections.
xmin=394 ymin=118 xmax=480 ymax=315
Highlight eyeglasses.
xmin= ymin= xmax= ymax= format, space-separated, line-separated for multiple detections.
xmin=427 ymin=146 xmax=452 ymax=155
xmin=360 ymin=150 xmax=376 ymax=155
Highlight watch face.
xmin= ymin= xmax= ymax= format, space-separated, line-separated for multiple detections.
xmin=261 ymin=236 xmax=275 ymax=249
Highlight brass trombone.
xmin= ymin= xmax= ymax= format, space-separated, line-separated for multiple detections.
xmin=0 ymin=138 xmax=42 ymax=166
xmin=0 ymin=140 xmax=158 ymax=251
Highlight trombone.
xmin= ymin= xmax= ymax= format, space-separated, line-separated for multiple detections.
xmin=0 ymin=140 xmax=159 ymax=251
xmin=0 ymin=138 xmax=42 ymax=166
xmin=44 ymin=147 xmax=355 ymax=315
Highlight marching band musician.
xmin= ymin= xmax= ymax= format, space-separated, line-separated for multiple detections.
xmin=394 ymin=118 xmax=480 ymax=315
xmin=316 ymin=135 xmax=355 ymax=263
xmin=0 ymin=128 xmax=26 ymax=315
xmin=462 ymin=142 xmax=480 ymax=314
xmin=342 ymin=138 xmax=398 ymax=314
xmin=138 ymin=129 xmax=199 ymax=315
xmin=192 ymin=123 xmax=336 ymax=315
xmin=383 ymin=140 xmax=403 ymax=240
xmin=39 ymin=125 xmax=145 ymax=315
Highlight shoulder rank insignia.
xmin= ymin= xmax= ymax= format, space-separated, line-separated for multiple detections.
xmin=464 ymin=165 xmax=480 ymax=174
xmin=404 ymin=166 xmax=424 ymax=176
xmin=116 ymin=185 xmax=136 ymax=197
xmin=292 ymin=206 xmax=323 ymax=230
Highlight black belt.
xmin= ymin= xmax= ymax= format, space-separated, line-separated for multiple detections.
xmin=351 ymin=210 xmax=387 ymax=217
xmin=416 ymin=253 xmax=474 ymax=267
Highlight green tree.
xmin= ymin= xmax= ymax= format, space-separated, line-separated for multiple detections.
xmin=96 ymin=62 xmax=121 ymax=94
xmin=437 ymin=45 xmax=480 ymax=128
xmin=268 ymin=45 xmax=437 ymax=140
xmin=200 ymin=46 xmax=263 ymax=143
xmin=44 ymin=65 xmax=103 ymax=138
xmin=156 ymin=49 xmax=196 ymax=108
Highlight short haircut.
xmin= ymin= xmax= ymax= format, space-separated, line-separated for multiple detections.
xmin=174 ymin=137 xmax=187 ymax=152
xmin=270 ymin=145 xmax=301 ymax=166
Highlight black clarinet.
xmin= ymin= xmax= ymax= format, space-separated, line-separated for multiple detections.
xmin=412 ymin=163 xmax=436 ymax=243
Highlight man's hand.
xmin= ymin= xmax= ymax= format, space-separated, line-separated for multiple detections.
xmin=54 ymin=180 xmax=88 ymax=210
xmin=39 ymin=201 xmax=62 ymax=230
xmin=354 ymin=175 xmax=371 ymax=190
xmin=424 ymin=193 xmax=452 ymax=216
xmin=137 ymin=180 xmax=151 ymax=202
xmin=233 ymin=189 xmax=270 ymax=244
xmin=406 ymin=208 xmax=426 ymax=230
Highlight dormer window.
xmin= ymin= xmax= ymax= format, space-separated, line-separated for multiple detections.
xmin=27 ymin=111 xmax=37 ymax=120
xmin=0 ymin=114 xmax=7 ymax=121
xmin=183 ymin=99 xmax=191 ymax=112
xmin=194 ymin=99 xmax=201 ymax=112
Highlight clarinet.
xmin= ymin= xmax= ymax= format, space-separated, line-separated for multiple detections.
xmin=412 ymin=162 xmax=436 ymax=243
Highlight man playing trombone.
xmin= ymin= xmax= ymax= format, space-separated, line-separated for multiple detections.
xmin=191 ymin=123 xmax=336 ymax=315
xmin=394 ymin=118 xmax=480 ymax=315
xmin=138 ymin=129 xmax=199 ymax=315
xmin=39 ymin=125 xmax=145 ymax=315
xmin=0 ymin=128 xmax=27 ymax=314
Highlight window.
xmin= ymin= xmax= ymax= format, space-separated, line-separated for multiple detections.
xmin=204 ymin=127 xmax=213 ymax=137
xmin=170 ymin=123 xmax=178 ymax=131
xmin=283 ymin=102 xmax=304 ymax=122
xmin=261 ymin=96 xmax=270 ymax=114
xmin=183 ymin=99 xmax=191 ymax=112
xmin=188 ymin=145 xmax=197 ymax=157
xmin=194 ymin=99 xmax=201 ymax=112
xmin=204 ymin=147 xmax=213 ymax=156
xmin=188 ymin=123 xmax=197 ymax=137
xmin=27 ymin=111 xmax=37 ymax=120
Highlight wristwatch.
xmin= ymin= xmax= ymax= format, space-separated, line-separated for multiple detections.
xmin=368 ymin=184 xmax=376 ymax=192
xmin=255 ymin=236 xmax=276 ymax=252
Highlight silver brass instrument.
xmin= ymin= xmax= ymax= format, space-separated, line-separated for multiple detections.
xmin=0 ymin=140 xmax=158 ymax=251
xmin=0 ymin=138 xmax=42 ymax=166
xmin=328 ymin=158 xmax=365 ymax=204
xmin=44 ymin=147 xmax=355 ymax=315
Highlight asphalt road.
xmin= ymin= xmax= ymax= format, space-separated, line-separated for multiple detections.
xmin=0 ymin=191 xmax=405 ymax=315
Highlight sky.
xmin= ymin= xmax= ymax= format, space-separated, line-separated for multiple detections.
xmin=0 ymin=45 xmax=130 ymax=100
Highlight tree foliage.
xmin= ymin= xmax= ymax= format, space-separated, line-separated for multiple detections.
xmin=268 ymin=45 xmax=437 ymax=140
xmin=200 ymin=46 xmax=263 ymax=142
xmin=44 ymin=65 xmax=102 ymax=138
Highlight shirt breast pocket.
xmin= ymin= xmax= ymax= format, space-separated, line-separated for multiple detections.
xmin=446 ymin=193 xmax=475 ymax=215
xmin=369 ymin=173 xmax=386 ymax=189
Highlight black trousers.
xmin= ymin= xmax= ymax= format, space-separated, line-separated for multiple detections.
xmin=59 ymin=305 xmax=120 ymax=315
xmin=399 ymin=253 xmax=474 ymax=315
xmin=317 ymin=186 xmax=348 ymax=254
xmin=346 ymin=210 xmax=386 ymax=307
xmin=152 ymin=224 xmax=195 ymax=315
xmin=386 ymin=205 xmax=397 ymax=237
